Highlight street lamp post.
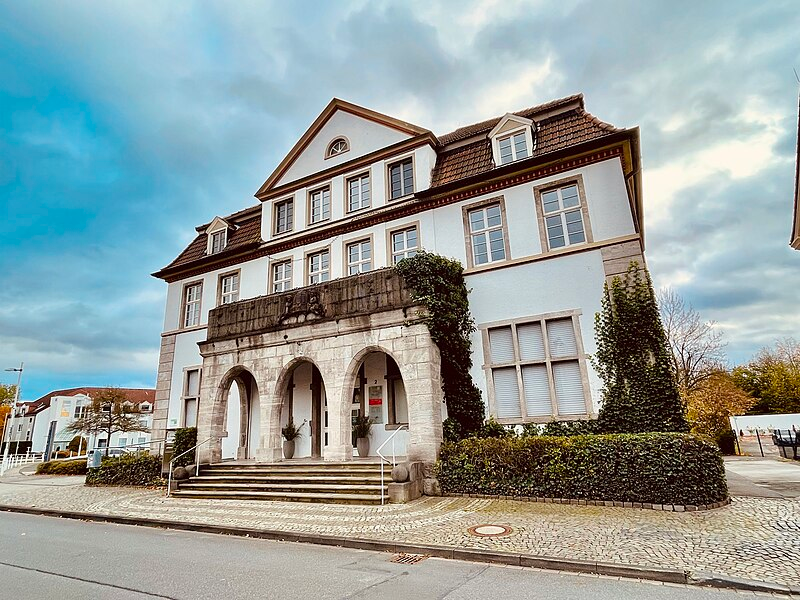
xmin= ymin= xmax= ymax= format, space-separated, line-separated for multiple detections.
xmin=2 ymin=363 xmax=24 ymax=463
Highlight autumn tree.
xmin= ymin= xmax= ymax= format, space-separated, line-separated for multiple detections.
xmin=732 ymin=338 xmax=800 ymax=414
xmin=66 ymin=388 xmax=149 ymax=455
xmin=686 ymin=371 xmax=754 ymax=439
xmin=658 ymin=288 xmax=726 ymax=398
xmin=595 ymin=262 xmax=688 ymax=433
xmin=0 ymin=385 xmax=16 ymax=446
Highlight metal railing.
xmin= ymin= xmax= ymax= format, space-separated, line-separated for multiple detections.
xmin=0 ymin=452 xmax=45 ymax=475
xmin=166 ymin=436 xmax=218 ymax=497
xmin=376 ymin=425 xmax=408 ymax=505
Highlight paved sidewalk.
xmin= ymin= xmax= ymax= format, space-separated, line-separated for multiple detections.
xmin=1 ymin=473 xmax=799 ymax=590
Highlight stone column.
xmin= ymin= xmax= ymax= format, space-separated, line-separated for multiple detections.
xmin=322 ymin=368 xmax=352 ymax=462
xmin=254 ymin=362 xmax=283 ymax=462
xmin=195 ymin=361 xmax=223 ymax=465
xmin=403 ymin=334 xmax=444 ymax=464
xmin=151 ymin=334 xmax=175 ymax=455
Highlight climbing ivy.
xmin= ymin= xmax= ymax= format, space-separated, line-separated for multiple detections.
xmin=394 ymin=252 xmax=485 ymax=437
xmin=594 ymin=262 xmax=689 ymax=433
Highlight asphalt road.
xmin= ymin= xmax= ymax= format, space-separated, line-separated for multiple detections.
xmin=0 ymin=512 xmax=768 ymax=600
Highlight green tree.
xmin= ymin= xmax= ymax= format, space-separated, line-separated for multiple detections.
xmin=0 ymin=384 xmax=15 ymax=405
xmin=594 ymin=262 xmax=688 ymax=433
xmin=66 ymin=388 xmax=149 ymax=455
xmin=732 ymin=338 xmax=800 ymax=414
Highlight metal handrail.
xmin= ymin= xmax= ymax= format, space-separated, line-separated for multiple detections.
xmin=376 ymin=425 xmax=408 ymax=505
xmin=166 ymin=436 xmax=218 ymax=497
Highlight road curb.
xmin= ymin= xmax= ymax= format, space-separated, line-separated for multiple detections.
xmin=0 ymin=503 xmax=797 ymax=596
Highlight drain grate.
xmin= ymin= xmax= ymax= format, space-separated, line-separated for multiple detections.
xmin=390 ymin=553 xmax=428 ymax=565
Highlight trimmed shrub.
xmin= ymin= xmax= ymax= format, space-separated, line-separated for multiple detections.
xmin=172 ymin=427 xmax=197 ymax=467
xmin=436 ymin=433 xmax=728 ymax=506
xmin=715 ymin=429 xmax=737 ymax=455
xmin=36 ymin=459 xmax=88 ymax=476
xmin=541 ymin=419 xmax=601 ymax=437
xmin=477 ymin=417 xmax=514 ymax=439
xmin=86 ymin=453 xmax=164 ymax=487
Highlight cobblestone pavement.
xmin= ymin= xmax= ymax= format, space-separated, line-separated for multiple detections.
xmin=1 ymin=474 xmax=799 ymax=589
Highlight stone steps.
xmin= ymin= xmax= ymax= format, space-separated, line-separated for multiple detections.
xmin=173 ymin=461 xmax=390 ymax=505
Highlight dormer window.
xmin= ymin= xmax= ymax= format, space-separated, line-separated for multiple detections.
xmin=326 ymin=137 xmax=349 ymax=158
xmin=489 ymin=114 xmax=535 ymax=168
xmin=209 ymin=230 xmax=226 ymax=254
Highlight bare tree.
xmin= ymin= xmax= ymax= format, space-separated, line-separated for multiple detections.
xmin=66 ymin=388 xmax=149 ymax=456
xmin=658 ymin=288 xmax=726 ymax=397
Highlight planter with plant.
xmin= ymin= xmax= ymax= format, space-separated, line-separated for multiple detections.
xmin=281 ymin=419 xmax=304 ymax=459
xmin=353 ymin=415 xmax=373 ymax=457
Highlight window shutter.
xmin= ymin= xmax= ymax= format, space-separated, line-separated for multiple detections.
xmin=553 ymin=361 xmax=586 ymax=415
xmin=547 ymin=318 xmax=578 ymax=358
xmin=517 ymin=323 xmax=545 ymax=361
xmin=488 ymin=327 xmax=515 ymax=364
xmin=492 ymin=367 xmax=521 ymax=419
xmin=521 ymin=365 xmax=551 ymax=417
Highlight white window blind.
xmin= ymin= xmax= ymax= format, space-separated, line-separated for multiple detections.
xmin=522 ymin=365 xmax=551 ymax=416
xmin=553 ymin=361 xmax=585 ymax=415
xmin=186 ymin=369 xmax=200 ymax=396
xmin=492 ymin=367 xmax=521 ymax=419
xmin=489 ymin=327 xmax=515 ymax=364
xmin=547 ymin=318 xmax=578 ymax=357
xmin=517 ymin=322 xmax=545 ymax=361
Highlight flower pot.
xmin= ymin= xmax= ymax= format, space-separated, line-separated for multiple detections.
xmin=283 ymin=439 xmax=295 ymax=460
xmin=356 ymin=437 xmax=370 ymax=458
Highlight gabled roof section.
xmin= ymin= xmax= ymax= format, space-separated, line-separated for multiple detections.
xmin=204 ymin=216 xmax=234 ymax=234
xmin=488 ymin=113 xmax=534 ymax=138
xmin=256 ymin=98 xmax=432 ymax=197
xmin=25 ymin=387 xmax=156 ymax=416
xmin=153 ymin=204 xmax=262 ymax=280
xmin=792 ymin=92 xmax=800 ymax=250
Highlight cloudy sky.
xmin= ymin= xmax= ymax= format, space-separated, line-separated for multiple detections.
xmin=1 ymin=1 xmax=798 ymax=400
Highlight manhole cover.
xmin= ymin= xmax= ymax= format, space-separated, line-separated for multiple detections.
xmin=467 ymin=524 xmax=513 ymax=537
xmin=390 ymin=553 xmax=428 ymax=565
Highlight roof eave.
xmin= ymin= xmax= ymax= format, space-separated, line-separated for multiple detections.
xmin=152 ymin=240 xmax=262 ymax=281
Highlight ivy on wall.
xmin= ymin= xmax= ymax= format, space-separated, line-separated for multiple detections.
xmin=595 ymin=262 xmax=689 ymax=433
xmin=394 ymin=252 xmax=485 ymax=437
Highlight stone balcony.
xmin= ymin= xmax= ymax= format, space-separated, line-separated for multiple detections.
xmin=207 ymin=268 xmax=418 ymax=343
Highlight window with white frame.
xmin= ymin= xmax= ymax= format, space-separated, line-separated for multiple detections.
xmin=209 ymin=229 xmax=226 ymax=254
xmin=119 ymin=438 xmax=127 ymax=447
xmin=183 ymin=282 xmax=202 ymax=328
xmin=388 ymin=158 xmax=413 ymax=200
xmin=346 ymin=239 xmax=372 ymax=275
xmin=219 ymin=272 xmax=239 ymax=305
xmin=347 ymin=172 xmax=370 ymax=212
xmin=309 ymin=186 xmax=331 ymax=223
xmin=540 ymin=183 xmax=586 ymax=249
xmin=274 ymin=198 xmax=293 ymax=234
xmin=486 ymin=315 xmax=589 ymax=422
xmin=390 ymin=226 xmax=419 ymax=264
xmin=307 ymin=250 xmax=330 ymax=284
xmin=272 ymin=260 xmax=292 ymax=293
xmin=497 ymin=131 xmax=529 ymax=164
xmin=467 ymin=203 xmax=506 ymax=265
xmin=183 ymin=368 xmax=200 ymax=428
xmin=326 ymin=137 xmax=349 ymax=158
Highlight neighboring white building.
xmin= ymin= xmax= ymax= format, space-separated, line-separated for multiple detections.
xmin=8 ymin=387 xmax=156 ymax=458
xmin=151 ymin=95 xmax=645 ymax=465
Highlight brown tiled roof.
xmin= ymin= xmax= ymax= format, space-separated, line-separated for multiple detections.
xmin=25 ymin=387 xmax=155 ymax=415
xmin=431 ymin=107 xmax=623 ymax=187
xmin=161 ymin=208 xmax=263 ymax=271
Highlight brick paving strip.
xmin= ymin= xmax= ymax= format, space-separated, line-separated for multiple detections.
xmin=1 ymin=475 xmax=799 ymax=596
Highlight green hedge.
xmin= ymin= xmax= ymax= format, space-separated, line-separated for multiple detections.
xmin=436 ymin=433 xmax=728 ymax=506
xmin=86 ymin=453 xmax=164 ymax=487
xmin=172 ymin=427 xmax=197 ymax=467
xmin=36 ymin=459 xmax=88 ymax=476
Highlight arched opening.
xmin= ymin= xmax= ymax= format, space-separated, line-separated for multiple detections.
xmin=279 ymin=360 xmax=327 ymax=459
xmin=346 ymin=349 xmax=409 ymax=458
xmin=214 ymin=367 xmax=260 ymax=461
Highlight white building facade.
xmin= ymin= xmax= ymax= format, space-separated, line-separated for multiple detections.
xmin=152 ymin=95 xmax=645 ymax=466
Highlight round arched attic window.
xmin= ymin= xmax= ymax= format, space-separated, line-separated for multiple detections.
xmin=326 ymin=137 xmax=349 ymax=158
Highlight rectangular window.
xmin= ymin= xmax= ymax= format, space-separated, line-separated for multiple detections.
xmin=498 ymin=131 xmax=529 ymax=164
xmin=183 ymin=282 xmax=202 ymax=328
xmin=346 ymin=239 xmax=372 ymax=275
xmin=541 ymin=184 xmax=585 ymax=249
xmin=388 ymin=158 xmax=414 ymax=200
xmin=219 ymin=272 xmax=239 ymax=305
xmin=307 ymin=250 xmax=330 ymax=285
xmin=119 ymin=438 xmax=127 ymax=447
xmin=209 ymin=230 xmax=226 ymax=254
xmin=274 ymin=198 xmax=294 ymax=234
xmin=347 ymin=173 xmax=370 ymax=212
xmin=309 ymin=186 xmax=331 ymax=224
xmin=468 ymin=203 xmax=506 ymax=266
xmin=390 ymin=226 xmax=419 ymax=265
xmin=486 ymin=315 xmax=588 ymax=422
xmin=183 ymin=368 xmax=200 ymax=428
xmin=272 ymin=260 xmax=292 ymax=293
